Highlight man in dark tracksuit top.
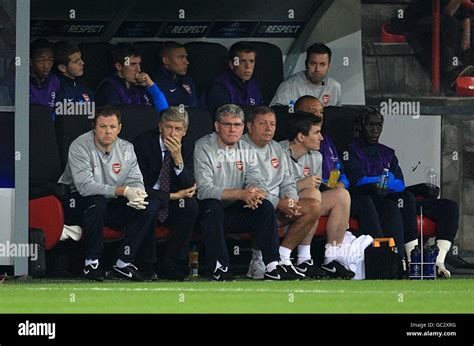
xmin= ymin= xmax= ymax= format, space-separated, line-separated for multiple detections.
xmin=53 ymin=41 xmax=94 ymax=120
xmin=59 ymin=106 xmax=158 ymax=282
xmin=194 ymin=104 xmax=299 ymax=281
xmin=133 ymin=107 xmax=198 ymax=281
xmin=203 ymin=41 xmax=263 ymax=116
xmin=29 ymin=39 xmax=60 ymax=109
xmin=153 ymin=42 xmax=197 ymax=107
xmin=294 ymin=96 xmax=386 ymax=241
xmin=95 ymin=42 xmax=168 ymax=114
xmin=345 ymin=108 xmax=458 ymax=278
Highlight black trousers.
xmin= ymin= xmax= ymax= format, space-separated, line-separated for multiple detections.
xmin=350 ymin=194 xmax=384 ymax=238
xmin=198 ymin=199 xmax=279 ymax=272
xmin=140 ymin=197 xmax=199 ymax=264
xmin=64 ymin=193 xmax=157 ymax=263
xmin=417 ymin=198 xmax=459 ymax=242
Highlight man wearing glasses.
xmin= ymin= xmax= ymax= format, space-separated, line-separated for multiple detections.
xmin=194 ymin=104 xmax=301 ymax=281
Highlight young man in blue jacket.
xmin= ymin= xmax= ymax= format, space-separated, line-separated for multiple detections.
xmin=95 ymin=42 xmax=168 ymax=114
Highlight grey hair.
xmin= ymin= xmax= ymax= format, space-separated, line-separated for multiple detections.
xmin=215 ymin=104 xmax=244 ymax=122
xmin=160 ymin=106 xmax=189 ymax=129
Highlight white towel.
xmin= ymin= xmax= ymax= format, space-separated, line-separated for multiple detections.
xmin=324 ymin=231 xmax=374 ymax=280
xmin=60 ymin=225 xmax=83 ymax=241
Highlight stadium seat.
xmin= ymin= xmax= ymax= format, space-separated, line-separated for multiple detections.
xmin=271 ymin=105 xmax=291 ymax=142
xmin=134 ymin=41 xmax=165 ymax=76
xmin=184 ymin=107 xmax=214 ymax=144
xmin=380 ymin=23 xmax=406 ymax=43
xmin=115 ymin=104 xmax=160 ymax=142
xmin=417 ymin=215 xmax=436 ymax=238
xmin=29 ymin=196 xmax=64 ymax=250
xmin=79 ymin=42 xmax=115 ymax=91
xmin=184 ymin=42 xmax=228 ymax=97
xmin=55 ymin=112 xmax=93 ymax=169
xmin=248 ymin=41 xmax=284 ymax=105
xmin=29 ymin=105 xmax=66 ymax=250
xmin=322 ymin=106 xmax=362 ymax=155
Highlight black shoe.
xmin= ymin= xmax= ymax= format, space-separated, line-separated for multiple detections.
xmin=112 ymin=264 xmax=146 ymax=282
xmin=212 ymin=266 xmax=234 ymax=281
xmin=264 ymin=261 xmax=305 ymax=280
xmin=295 ymin=259 xmax=329 ymax=279
xmin=83 ymin=264 xmax=104 ymax=282
xmin=321 ymin=260 xmax=355 ymax=279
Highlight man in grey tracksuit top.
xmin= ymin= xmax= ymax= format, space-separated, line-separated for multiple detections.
xmin=279 ymin=111 xmax=355 ymax=279
xmin=242 ymin=106 xmax=326 ymax=280
xmin=59 ymin=106 xmax=157 ymax=281
xmin=194 ymin=104 xmax=299 ymax=281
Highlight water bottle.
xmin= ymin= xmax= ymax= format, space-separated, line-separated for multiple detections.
xmin=188 ymin=244 xmax=199 ymax=279
xmin=327 ymin=162 xmax=341 ymax=188
xmin=426 ymin=168 xmax=437 ymax=197
xmin=423 ymin=245 xmax=438 ymax=280
xmin=376 ymin=168 xmax=389 ymax=194
xmin=409 ymin=245 xmax=421 ymax=280
xmin=426 ymin=168 xmax=437 ymax=187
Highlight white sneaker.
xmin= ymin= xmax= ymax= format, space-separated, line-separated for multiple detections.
xmin=436 ymin=262 xmax=451 ymax=278
xmin=246 ymin=258 xmax=266 ymax=279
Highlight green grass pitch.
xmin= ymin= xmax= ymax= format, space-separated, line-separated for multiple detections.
xmin=1 ymin=278 xmax=473 ymax=313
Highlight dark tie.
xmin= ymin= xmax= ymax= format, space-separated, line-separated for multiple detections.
xmin=157 ymin=150 xmax=171 ymax=223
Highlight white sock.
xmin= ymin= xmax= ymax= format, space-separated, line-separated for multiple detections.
xmin=436 ymin=239 xmax=452 ymax=264
xmin=279 ymin=246 xmax=292 ymax=262
xmin=115 ymin=259 xmax=130 ymax=269
xmin=85 ymin=259 xmax=98 ymax=267
xmin=251 ymin=249 xmax=263 ymax=260
xmin=405 ymin=239 xmax=418 ymax=262
xmin=214 ymin=260 xmax=223 ymax=272
xmin=266 ymin=261 xmax=278 ymax=272
xmin=297 ymin=245 xmax=311 ymax=265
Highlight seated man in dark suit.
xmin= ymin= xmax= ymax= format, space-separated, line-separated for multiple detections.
xmin=133 ymin=106 xmax=198 ymax=280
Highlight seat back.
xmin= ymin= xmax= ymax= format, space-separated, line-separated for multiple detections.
xmin=79 ymin=42 xmax=115 ymax=91
xmin=271 ymin=105 xmax=291 ymax=142
xmin=184 ymin=42 xmax=228 ymax=97
xmin=30 ymin=104 xmax=63 ymax=187
xmin=116 ymin=104 xmax=160 ymax=142
xmin=322 ymin=106 xmax=362 ymax=156
xmin=54 ymin=111 xmax=93 ymax=170
xmin=134 ymin=41 xmax=165 ymax=76
xmin=185 ymin=107 xmax=214 ymax=145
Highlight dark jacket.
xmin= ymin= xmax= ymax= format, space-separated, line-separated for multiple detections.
xmin=154 ymin=66 xmax=197 ymax=107
xmin=132 ymin=128 xmax=195 ymax=209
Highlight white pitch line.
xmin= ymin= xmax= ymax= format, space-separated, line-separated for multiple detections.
xmin=1 ymin=286 xmax=467 ymax=295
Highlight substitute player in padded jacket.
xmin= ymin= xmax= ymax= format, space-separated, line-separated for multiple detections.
xmin=194 ymin=104 xmax=302 ymax=281
xmin=59 ymin=106 xmax=158 ymax=282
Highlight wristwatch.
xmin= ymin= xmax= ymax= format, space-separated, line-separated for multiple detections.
xmin=174 ymin=162 xmax=184 ymax=170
